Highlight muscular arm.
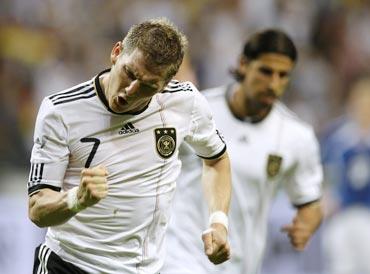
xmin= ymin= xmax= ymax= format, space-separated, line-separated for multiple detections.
xmin=282 ymin=200 xmax=323 ymax=251
xmin=201 ymin=151 xmax=232 ymax=264
xmin=29 ymin=189 xmax=75 ymax=227
xmin=28 ymin=166 xmax=108 ymax=228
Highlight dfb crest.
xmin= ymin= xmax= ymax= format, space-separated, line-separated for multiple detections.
xmin=154 ymin=127 xmax=176 ymax=159
xmin=266 ymin=154 xmax=283 ymax=178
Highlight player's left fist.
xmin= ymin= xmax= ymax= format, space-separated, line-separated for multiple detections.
xmin=281 ymin=216 xmax=312 ymax=251
xmin=202 ymin=223 xmax=231 ymax=264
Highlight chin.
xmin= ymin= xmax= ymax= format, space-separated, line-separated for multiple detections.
xmin=110 ymin=103 xmax=125 ymax=113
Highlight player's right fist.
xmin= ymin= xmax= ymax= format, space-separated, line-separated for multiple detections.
xmin=202 ymin=223 xmax=231 ymax=265
xmin=78 ymin=165 xmax=108 ymax=208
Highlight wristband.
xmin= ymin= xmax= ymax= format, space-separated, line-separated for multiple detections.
xmin=209 ymin=211 xmax=228 ymax=231
xmin=67 ymin=187 xmax=86 ymax=213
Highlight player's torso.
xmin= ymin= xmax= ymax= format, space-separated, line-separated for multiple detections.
xmin=47 ymin=82 xmax=197 ymax=273
xmin=205 ymin=86 xmax=308 ymax=270
xmin=66 ymin=105 xmax=177 ymax=188
xmin=58 ymin=90 xmax=194 ymax=217
xmin=207 ymin=87 xmax=300 ymax=201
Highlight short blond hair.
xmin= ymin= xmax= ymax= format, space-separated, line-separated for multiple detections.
xmin=122 ymin=18 xmax=188 ymax=79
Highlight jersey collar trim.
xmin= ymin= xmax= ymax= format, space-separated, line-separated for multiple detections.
xmin=94 ymin=68 xmax=150 ymax=116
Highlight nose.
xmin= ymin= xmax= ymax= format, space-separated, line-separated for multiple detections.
xmin=125 ymin=80 xmax=140 ymax=96
xmin=269 ymin=73 xmax=283 ymax=95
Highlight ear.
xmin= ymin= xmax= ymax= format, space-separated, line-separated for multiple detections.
xmin=110 ymin=41 xmax=122 ymax=65
xmin=237 ymin=55 xmax=249 ymax=76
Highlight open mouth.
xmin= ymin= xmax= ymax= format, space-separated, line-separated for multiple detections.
xmin=111 ymin=95 xmax=129 ymax=112
xmin=115 ymin=96 xmax=128 ymax=107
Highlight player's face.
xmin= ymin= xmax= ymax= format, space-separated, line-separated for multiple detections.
xmin=241 ymin=53 xmax=294 ymax=113
xmin=107 ymin=42 xmax=170 ymax=113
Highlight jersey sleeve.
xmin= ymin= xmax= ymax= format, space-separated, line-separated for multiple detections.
xmin=28 ymin=98 xmax=69 ymax=196
xmin=184 ymin=83 xmax=226 ymax=159
xmin=284 ymin=128 xmax=323 ymax=206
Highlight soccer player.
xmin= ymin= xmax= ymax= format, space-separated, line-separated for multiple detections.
xmin=27 ymin=18 xmax=231 ymax=274
xmin=163 ymin=29 xmax=323 ymax=274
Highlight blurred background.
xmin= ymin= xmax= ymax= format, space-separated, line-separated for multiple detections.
xmin=1 ymin=0 xmax=370 ymax=273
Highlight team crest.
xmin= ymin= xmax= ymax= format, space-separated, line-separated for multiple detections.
xmin=155 ymin=127 xmax=177 ymax=159
xmin=266 ymin=154 xmax=283 ymax=178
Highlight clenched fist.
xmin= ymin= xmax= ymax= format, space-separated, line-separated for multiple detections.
xmin=77 ymin=165 xmax=109 ymax=208
xmin=202 ymin=223 xmax=231 ymax=265
xmin=281 ymin=216 xmax=312 ymax=251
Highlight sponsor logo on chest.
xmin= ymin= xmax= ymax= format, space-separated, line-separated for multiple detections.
xmin=119 ymin=122 xmax=139 ymax=135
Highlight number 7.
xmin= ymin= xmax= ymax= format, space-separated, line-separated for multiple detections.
xmin=80 ymin=137 xmax=100 ymax=168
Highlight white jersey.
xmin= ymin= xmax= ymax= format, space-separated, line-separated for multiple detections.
xmin=27 ymin=69 xmax=226 ymax=274
xmin=163 ymin=85 xmax=323 ymax=274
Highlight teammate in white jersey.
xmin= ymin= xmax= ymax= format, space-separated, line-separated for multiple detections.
xmin=27 ymin=18 xmax=232 ymax=274
xmin=163 ymin=29 xmax=323 ymax=274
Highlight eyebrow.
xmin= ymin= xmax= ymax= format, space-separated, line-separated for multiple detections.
xmin=259 ymin=65 xmax=291 ymax=76
xmin=124 ymin=65 xmax=159 ymax=88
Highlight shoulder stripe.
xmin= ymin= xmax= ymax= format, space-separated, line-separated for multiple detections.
xmin=164 ymin=81 xmax=182 ymax=90
xmin=162 ymin=82 xmax=194 ymax=93
xmin=50 ymin=84 xmax=94 ymax=103
xmin=167 ymin=79 xmax=180 ymax=86
xmin=49 ymin=81 xmax=93 ymax=100
xmin=51 ymin=87 xmax=96 ymax=105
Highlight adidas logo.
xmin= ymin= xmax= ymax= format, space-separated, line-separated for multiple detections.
xmin=119 ymin=122 xmax=139 ymax=135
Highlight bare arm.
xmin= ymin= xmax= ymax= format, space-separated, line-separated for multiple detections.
xmin=282 ymin=200 xmax=323 ymax=251
xmin=29 ymin=166 xmax=108 ymax=228
xmin=29 ymin=189 xmax=75 ymax=227
xmin=202 ymin=151 xmax=231 ymax=214
xmin=201 ymin=151 xmax=232 ymax=264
